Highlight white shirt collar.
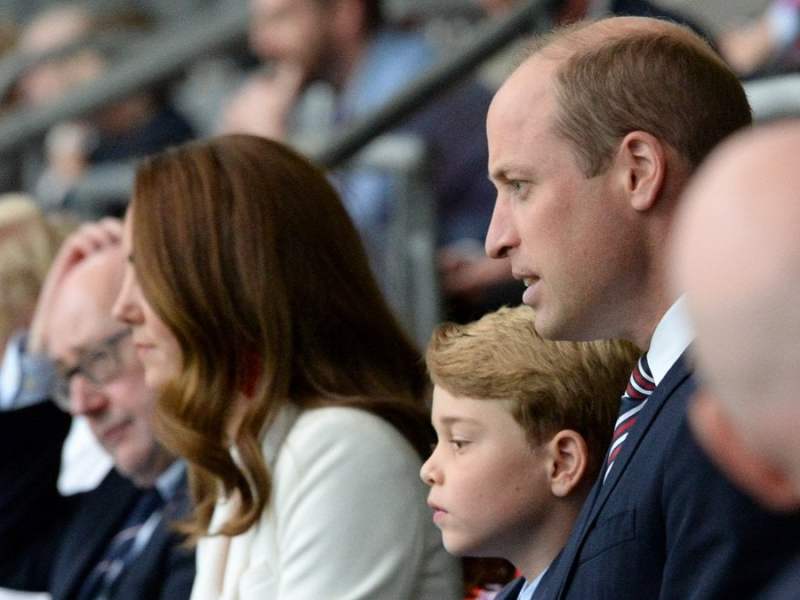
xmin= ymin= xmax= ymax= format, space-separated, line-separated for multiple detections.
xmin=519 ymin=567 xmax=548 ymax=600
xmin=646 ymin=295 xmax=694 ymax=385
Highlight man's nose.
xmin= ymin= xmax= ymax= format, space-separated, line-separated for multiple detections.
xmin=68 ymin=375 xmax=108 ymax=416
xmin=485 ymin=198 xmax=518 ymax=259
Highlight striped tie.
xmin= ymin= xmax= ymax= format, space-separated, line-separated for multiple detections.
xmin=76 ymin=487 xmax=164 ymax=600
xmin=604 ymin=354 xmax=656 ymax=483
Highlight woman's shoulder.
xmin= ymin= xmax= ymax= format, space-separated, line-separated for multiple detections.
xmin=269 ymin=405 xmax=423 ymax=482
xmin=291 ymin=405 xmax=412 ymax=452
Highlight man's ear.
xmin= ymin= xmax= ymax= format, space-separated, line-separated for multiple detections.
xmin=612 ymin=130 xmax=667 ymax=212
xmin=690 ymin=389 xmax=800 ymax=512
xmin=546 ymin=430 xmax=589 ymax=498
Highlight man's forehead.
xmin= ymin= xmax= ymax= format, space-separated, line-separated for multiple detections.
xmin=47 ymin=250 xmax=125 ymax=361
xmin=48 ymin=290 xmax=120 ymax=361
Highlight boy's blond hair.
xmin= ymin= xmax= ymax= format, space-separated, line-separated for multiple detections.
xmin=426 ymin=305 xmax=638 ymax=477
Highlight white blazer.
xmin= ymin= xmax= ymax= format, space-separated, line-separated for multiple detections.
xmin=191 ymin=405 xmax=461 ymax=600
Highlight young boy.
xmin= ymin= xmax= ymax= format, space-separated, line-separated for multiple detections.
xmin=420 ymin=305 xmax=637 ymax=599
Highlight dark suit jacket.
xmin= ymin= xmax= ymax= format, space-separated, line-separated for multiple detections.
xmin=757 ymin=558 xmax=800 ymax=600
xmin=0 ymin=402 xmax=194 ymax=600
xmin=534 ymin=353 xmax=800 ymax=600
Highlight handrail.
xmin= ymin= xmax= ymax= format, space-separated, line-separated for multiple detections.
xmin=0 ymin=1 xmax=249 ymax=155
xmin=744 ymin=73 xmax=800 ymax=122
xmin=313 ymin=0 xmax=552 ymax=167
xmin=0 ymin=0 xmax=549 ymax=161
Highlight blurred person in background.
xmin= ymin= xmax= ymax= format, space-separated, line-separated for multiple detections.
xmin=718 ymin=0 xmax=800 ymax=76
xmin=478 ymin=0 xmax=711 ymax=87
xmin=7 ymin=2 xmax=193 ymax=215
xmin=223 ymin=0 xmax=516 ymax=322
xmin=0 ymin=218 xmax=193 ymax=600
xmin=672 ymin=120 xmax=800 ymax=599
xmin=0 ymin=194 xmax=63 ymax=351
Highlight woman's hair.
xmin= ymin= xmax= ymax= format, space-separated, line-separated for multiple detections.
xmin=130 ymin=134 xmax=429 ymax=538
xmin=0 ymin=194 xmax=68 ymax=349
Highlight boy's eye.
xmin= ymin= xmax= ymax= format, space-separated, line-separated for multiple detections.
xmin=450 ymin=439 xmax=469 ymax=450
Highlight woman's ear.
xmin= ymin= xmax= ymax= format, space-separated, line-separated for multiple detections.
xmin=612 ymin=130 xmax=667 ymax=212
xmin=690 ymin=389 xmax=800 ymax=512
xmin=546 ymin=430 xmax=589 ymax=498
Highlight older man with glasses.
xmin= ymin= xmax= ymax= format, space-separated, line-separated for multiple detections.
xmin=0 ymin=219 xmax=194 ymax=600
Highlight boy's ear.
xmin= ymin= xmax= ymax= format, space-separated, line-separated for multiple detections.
xmin=546 ymin=430 xmax=589 ymax=498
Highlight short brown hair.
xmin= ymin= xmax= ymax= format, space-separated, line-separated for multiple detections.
xmin=426 ymin=305 xmax=638 ymax=477
xmin=531 ymin=19 xmax=752 ymax=176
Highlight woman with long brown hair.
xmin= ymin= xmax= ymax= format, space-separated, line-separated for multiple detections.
xmin=112 ymin=134 xmax=460 ymax=599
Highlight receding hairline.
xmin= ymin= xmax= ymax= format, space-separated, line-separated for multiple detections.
xmin=525 ymin=16 xmax=716 ymax=63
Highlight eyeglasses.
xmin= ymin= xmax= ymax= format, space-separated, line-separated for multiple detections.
xmin=52 ymin=328 xmax=133 ymax=412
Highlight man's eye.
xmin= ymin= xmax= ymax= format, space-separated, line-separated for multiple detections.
xmin=85 ymin=350 xmax=115 ymax=378
xmin=511 ymin=179 xmax=531 ymax=193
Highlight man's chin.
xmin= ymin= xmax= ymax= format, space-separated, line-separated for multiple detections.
xmin=114 ymin=447 xmax=172 ymax=488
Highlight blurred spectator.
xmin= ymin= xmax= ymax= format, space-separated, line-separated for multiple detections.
xmin=672 ymin=120 xmax=800 ymax=600
xmin=674 ymin=120 xmax=800 ymax=513
xmin=0 ymin=218 xmax=193 ymax=600
xmin=9 ymin=3 xmax=194 ymax=216
xmin=719 ymin=0 xmax=800 ymax=76
xmin=223 ymin=0 xmax=515 ymax=321
xmin=0 ymin=194 xmax=63 ymax=351
xmin=478 ymin=0 xmax=712 ymax=87
xmin=0 ymin=194 xmax=110 ymax=493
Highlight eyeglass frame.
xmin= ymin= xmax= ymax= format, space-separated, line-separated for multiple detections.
xmin=51 ymin=328 xmax=134 ymax=412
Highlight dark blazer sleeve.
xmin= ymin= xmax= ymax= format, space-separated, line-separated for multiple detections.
xmin=0 ymin=401 xmax=73 ymax=590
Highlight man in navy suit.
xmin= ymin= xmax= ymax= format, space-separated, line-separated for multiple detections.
xmin=485 ymin=16 xmax=800 ymax=600
xmin=0 ymin=219 xmax=193 ymax=600
xmin=674 ymin=122 xmax=800 ymax=599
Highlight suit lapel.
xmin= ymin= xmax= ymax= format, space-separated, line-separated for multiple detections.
xmin=53 ymin=471 xmax=139 ymax=600
xmin=553 ymin=354 xmax=693 ymax=599
xmin=588 ymin=357 xmax=690 ymax=519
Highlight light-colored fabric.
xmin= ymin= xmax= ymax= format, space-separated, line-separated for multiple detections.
xmin=191 ymin=405 xmax=461 ymax=600
xmin=518 ymin=567 xmax=547 ymax=600
xmin=0 ymin=331 xmax=54 ymax=410
xmin=57 ymin=417 xmax=112 ymax=495
xmin=646 ymin=295 xmax=694 ymax=385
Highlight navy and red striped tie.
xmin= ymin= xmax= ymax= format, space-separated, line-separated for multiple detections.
xmin=604 ymin=354 xmax=656 ymax=482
